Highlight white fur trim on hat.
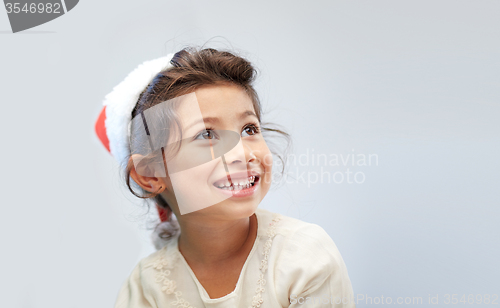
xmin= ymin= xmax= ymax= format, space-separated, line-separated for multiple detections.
xmin=102 ymin=54 xmax=175 ymax=168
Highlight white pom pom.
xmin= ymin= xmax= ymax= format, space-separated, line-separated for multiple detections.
xmin=151 ymin=217 xmax=180 ymax=250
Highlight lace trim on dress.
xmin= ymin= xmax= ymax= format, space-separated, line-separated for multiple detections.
xmin=149 ymin=214 xmax=282 ymax=308
xmin=151 ymin=248 xmax=195 ymax=308
xmin=250 ymin=215 xmax=281 ymax=308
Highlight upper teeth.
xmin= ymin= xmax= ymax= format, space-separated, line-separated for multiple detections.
xmin=215 ymin=176 xmax=256 ymax=189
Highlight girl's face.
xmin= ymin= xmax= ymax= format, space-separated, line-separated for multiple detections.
xmin=159 ymin=84 xmax=273 ymax=221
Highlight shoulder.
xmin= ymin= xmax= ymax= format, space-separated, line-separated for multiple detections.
xmin=119 ymin=239 xmax=180 ymax=294
xmin=257 ymin=208 xmax=344 ymax=273
xmin=114 ymin=246 xmax=175 ymax=308
xmin=257 ymin=209 xmax=351 ymax=297
xmin=280 ymin=213 xmax=343 ymax=271
xmin=136 ymin=238 xmax=181 ymax=278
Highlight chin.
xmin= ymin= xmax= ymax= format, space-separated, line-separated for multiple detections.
xmin=209 ymin=198 xmax=260 ymax=220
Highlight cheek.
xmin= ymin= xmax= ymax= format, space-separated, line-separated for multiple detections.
xmin=255 ymin=143 xmax=273 ymax=182
xmin=262 ymin=148 xmax=273 ymax=171
xmin=166 ymin=159 xmax=232 ymax=215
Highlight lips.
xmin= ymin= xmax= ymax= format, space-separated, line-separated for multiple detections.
xmin=212 ymin=170 xmax=261 ymax=191
xmin=212 ymin=170 xmax=261 ymax=198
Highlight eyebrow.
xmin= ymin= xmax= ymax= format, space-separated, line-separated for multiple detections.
xmin=184 ymin=110 xmax=258 ymax=131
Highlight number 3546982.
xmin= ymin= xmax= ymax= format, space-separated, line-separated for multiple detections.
xmin=5 ymin=3 xmax=62 ymax=14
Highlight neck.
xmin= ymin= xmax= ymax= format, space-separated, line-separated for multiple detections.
xmin=176 ymin=214 xmax=258 ymax=266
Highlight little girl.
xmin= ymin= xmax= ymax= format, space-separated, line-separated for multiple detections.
xmin=95 ymin=47 xmax=356 ymax=307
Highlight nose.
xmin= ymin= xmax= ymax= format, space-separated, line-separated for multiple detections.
xmin=243 ymin=142 xmax=258 ymax=164
xmin=224 ymin=140 xmax=257 ymax=165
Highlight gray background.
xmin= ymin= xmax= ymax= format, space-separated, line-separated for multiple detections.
xmin=1 ymin=0 xmax=498 ymax=307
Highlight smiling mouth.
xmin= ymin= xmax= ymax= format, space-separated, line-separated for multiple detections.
xmin=213 ymin=175 xmax=260 ymax=191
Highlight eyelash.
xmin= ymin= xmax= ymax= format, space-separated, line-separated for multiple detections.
xmin=194 ymin=123 xmax=261 ymax=140
xmin=242 ymin=123 xmax=261 ymax=136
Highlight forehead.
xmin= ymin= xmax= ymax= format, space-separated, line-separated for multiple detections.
xmin=176 ymin=84 xmax=255 ymax=127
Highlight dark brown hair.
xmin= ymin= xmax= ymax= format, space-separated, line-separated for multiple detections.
xmin=124 ymin=47 xmax=290 ymax=227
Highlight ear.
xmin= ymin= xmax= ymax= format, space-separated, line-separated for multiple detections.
xmin=128 ymin=155 xmax=168 ymax=194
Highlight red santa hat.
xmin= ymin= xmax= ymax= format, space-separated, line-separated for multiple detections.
xmin=95 ymin=54 xmax=176 ymax=222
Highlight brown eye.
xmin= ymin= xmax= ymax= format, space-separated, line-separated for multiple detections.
xmin=242 ymin=124 xmax=259 ymax=137
xmin=195 ymin=129 xmax=218 ymax=140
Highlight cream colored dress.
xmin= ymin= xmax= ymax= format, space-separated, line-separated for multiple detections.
xmin=114 ymin=208 xmax=356 ymax=308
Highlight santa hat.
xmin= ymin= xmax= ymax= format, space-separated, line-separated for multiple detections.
xmin=95 ymin=54 xmax=176 ymax=222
